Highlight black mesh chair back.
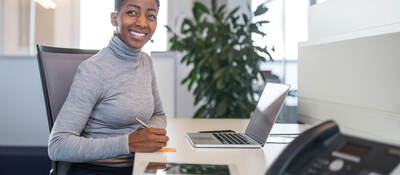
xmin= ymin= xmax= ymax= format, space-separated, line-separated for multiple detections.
xmin=36 ymin=45 xmax=98 ymax=175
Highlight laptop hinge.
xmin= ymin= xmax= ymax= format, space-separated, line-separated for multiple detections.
xmin=245 ymin=131 xmax=265 ymax=146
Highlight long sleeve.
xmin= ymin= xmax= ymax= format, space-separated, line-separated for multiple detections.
xmin=47 ymin=36 xmax=168 ymax=167
xmin=48 ymin=61 xmax=130 ymax=162
xmin=146 ymin=57 xmax=167 ymax=128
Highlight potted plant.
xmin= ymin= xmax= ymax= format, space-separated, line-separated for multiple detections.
xmin=167 ymin=0 xmax=273 ymax=118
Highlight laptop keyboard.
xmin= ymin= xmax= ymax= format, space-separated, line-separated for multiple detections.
xmin=212 ymin=133 xmax=251 ymax=144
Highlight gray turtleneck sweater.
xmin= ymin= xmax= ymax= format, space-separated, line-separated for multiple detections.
xmin=48 ymin=36 xmax=166 ymax=167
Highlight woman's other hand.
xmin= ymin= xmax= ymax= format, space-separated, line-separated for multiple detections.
xmin=128 ymin=128 xmax=169 ymax=152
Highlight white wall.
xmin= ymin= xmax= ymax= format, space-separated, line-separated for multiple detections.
xmin=151 ymin=52 xmax=177 ymax=118
xmin=307 ymin=0 xmax=400 ymax=44
xmin=0 ymin=56 xmax=49 ymax=146
xmin=35 ymin=2 xmax=55 ymax=47
xmin=164 ymin=0 xmax=196 ymax=118
xmin=298 ymin=32 xmax=400 ymax=145
xmin=174 ymin=52 xmax=198 ymax=118
xmin=2 ymin=0 xmax=25 ymax=55
xmin=167 ymin=0 xmax=192 ymax=35
xmin=151 ymin=51 xmax=199 ymax=118
xmin=225 ymin=0 xmax=251 ymax=18
xmin=298 ymin=0 xmax=400 ymax=145
xmin=53 ymin=0 xmax=80 ymax=48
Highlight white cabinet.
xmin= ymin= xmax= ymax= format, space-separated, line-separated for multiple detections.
xmin=151 ymin=51 xmax=197 ymax=118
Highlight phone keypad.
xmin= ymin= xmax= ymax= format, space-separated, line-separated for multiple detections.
xmin=299 ymin=158 xmax=355 ymax=175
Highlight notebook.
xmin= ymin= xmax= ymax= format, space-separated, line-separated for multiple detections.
xmin=185 ymin=82 xmax=290 ymax=148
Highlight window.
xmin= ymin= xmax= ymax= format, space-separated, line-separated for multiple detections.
xmin=252 ymin=0 xmax=309 ymax=90
xmin=0 ymin=0 xmax=34 ymax=55
xmin=80 ymin=0 xmax=114 ymax=50
xmin=80 ymin=0 xmax=168 ymax=54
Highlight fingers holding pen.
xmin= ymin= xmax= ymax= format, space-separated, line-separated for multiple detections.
xmin=128 ymin=128 xmax=169 ymax=153
xmin=148 ymin=128 xmax=167 ymax=135
xmin=147 ymin=129 xmax=169 ymax=143
xmin=152 ymin=134 xmax=169 ymax=143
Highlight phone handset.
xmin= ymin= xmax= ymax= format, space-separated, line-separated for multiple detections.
xmin=266 ymin=120 xmax=340 ymax=175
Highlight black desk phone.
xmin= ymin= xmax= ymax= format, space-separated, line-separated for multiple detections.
xmin=266 ymin=120 xmax=400 ymax=175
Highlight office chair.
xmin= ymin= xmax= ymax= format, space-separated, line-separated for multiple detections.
xmin=36 ymin=45 xmax=98 ymax=175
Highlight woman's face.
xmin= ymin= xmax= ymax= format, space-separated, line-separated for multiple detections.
xmin=111 ymin=0 xmax=158 ymax=49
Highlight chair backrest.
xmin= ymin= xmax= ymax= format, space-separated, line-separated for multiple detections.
xmin=36 ymin=45 xmax=98 ymax=175
xmin=37 ymin=45 xmax=98 ymax=131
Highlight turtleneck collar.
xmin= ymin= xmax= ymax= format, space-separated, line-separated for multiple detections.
xmin=107 ymin=35 xmax=141 ymax=62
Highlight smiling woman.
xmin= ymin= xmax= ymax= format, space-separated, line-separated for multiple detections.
xmin=111 ymin=0 xmax=159 ymax=49
xmin=48 ymin=0 xmax=169 ymax=175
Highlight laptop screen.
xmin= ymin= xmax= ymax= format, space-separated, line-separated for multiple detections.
xmin=245 ymin=83 xmax=290 ymax=144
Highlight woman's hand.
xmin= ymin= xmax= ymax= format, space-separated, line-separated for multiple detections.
xmin=128 ymin=128 xmax=169 ymax=152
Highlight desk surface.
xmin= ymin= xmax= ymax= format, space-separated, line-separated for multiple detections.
xmin=133 ymin=118 xmax=310 ymax=175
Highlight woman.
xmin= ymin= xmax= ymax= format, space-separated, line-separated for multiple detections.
xmin=48 ymin=0 xmax=168 ymax=174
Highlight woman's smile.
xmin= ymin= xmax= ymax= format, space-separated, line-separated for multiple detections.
xmin=129 ymin=30 xmax=147 ymax=40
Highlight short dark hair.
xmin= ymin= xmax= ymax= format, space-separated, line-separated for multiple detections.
xmin=115 ymin=0 xmax=160 ymax=11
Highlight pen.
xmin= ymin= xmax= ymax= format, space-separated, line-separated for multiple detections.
xmin=136 ymin=118 xmax=175 ymax=152
xmin=136 ymin=117 xmax=149 ymax=128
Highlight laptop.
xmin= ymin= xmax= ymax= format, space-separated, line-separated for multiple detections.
xmin=185 ymin=82 xmax=290 ymax=148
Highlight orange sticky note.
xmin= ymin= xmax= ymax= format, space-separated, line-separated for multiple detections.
xmin=157 ymin=147 xmax=177 ymax=152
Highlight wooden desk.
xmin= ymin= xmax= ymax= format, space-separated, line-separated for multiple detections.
xmin=133 ymin=118 xmax=310 ymax=175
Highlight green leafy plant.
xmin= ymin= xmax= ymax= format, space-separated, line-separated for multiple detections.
xmin=166 ymin=0 xmax=273 ymax=118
